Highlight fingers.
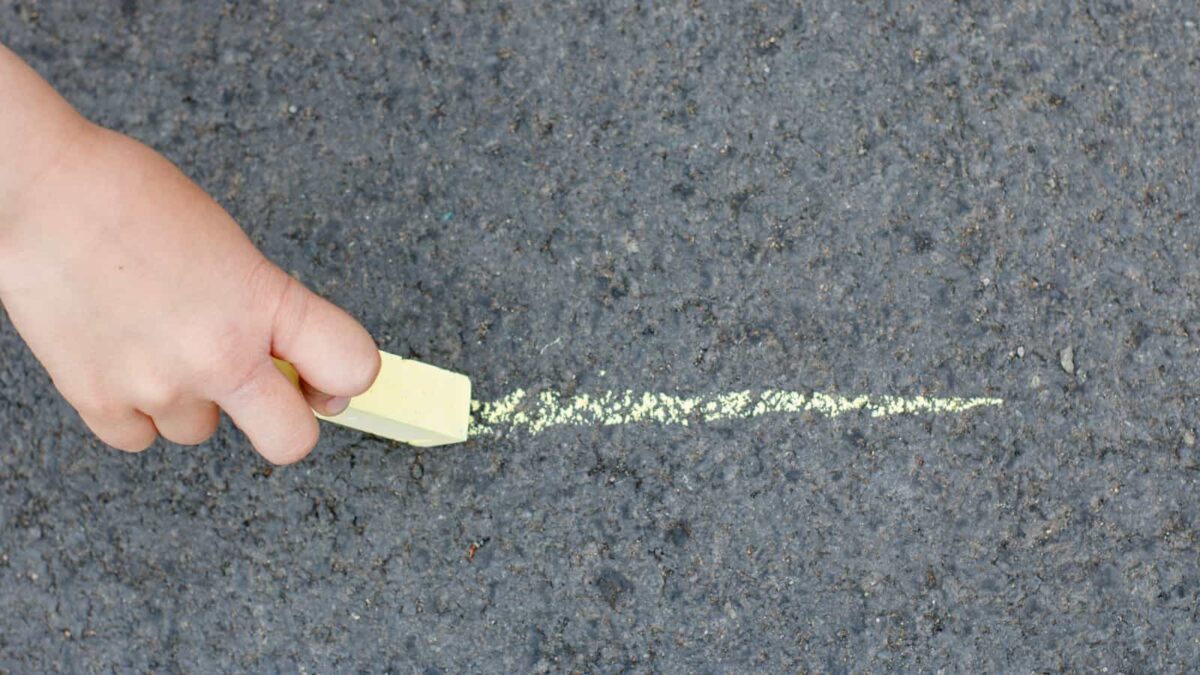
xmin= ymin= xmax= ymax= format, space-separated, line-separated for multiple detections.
xmin=78 ymin=407 xmax=158 ymax=453
xmin=271 ymin=357 xmax=348 ymax=416
xmin=151 ymin=399 xmax=220 ymax=446
xmin=299 ymin=378 xmax=351 ymax=416
xmin=270 ymin=276 xmax=380 ymax=401
xmin=219 ymin=359 xmax=319 ymax=465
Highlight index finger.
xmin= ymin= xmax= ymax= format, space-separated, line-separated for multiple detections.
xmin=220 ymin=359 xmax=319 ymax=464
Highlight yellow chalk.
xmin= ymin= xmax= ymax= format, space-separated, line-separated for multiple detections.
xmin=274 ymin=352 xmax=471 ymax=447
xmin=470 ymin=387 xmax=1004 ymax=436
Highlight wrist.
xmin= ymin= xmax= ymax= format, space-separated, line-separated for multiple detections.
xmin=0 ymin=44 xmax=92 ymax=241
xmin=4 ymin=114 xmax=92 ymax=217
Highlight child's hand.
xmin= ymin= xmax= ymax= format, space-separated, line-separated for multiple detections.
xmin=0 ymin=47 xmax=379 ymax=464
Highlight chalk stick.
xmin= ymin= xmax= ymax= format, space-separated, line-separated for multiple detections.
xmin=274 ymin=352 xmax=471 ymax=447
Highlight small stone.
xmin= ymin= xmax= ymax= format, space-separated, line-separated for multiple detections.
xmin=1060 ymin=346 xmax=1075 ymax=374
xmin=1016 ymin=346 xmax=1025 ymax=358
xmin=1186 ymin=430 xmax=1196 ymax=447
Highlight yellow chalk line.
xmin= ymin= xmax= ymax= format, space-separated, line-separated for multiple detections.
xmin=469 ymin=388 xmax=1003 ymax=437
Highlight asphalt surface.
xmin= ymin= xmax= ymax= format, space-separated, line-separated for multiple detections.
xmin=3 ymin=1 xmax=1200 ymax=671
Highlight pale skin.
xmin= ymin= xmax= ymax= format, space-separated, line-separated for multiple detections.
xmin=0 ymin=44 xmax=381 ymax=464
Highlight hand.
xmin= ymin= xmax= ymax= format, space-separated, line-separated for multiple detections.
xmin=0 ymin=122 xmax=380 ymax=464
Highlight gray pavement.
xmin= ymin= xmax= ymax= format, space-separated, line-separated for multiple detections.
xmin=3 ymin=1 xmax=1200 ymax=671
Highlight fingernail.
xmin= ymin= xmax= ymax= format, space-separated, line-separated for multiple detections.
xmin=326 ymin=396 xmax=350 ymax=415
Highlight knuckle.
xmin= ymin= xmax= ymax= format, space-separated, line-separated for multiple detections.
xmin=186 ymin=318 xmax=262 ymax=390
xmin=270 ymin=276 xmax=311 ymax=355
xmin=242 ymin=256 xmax=287 ymax=306
xmin=225 ymin=358 xmax=272 ymax=401
xmin=186 ymin=331 xmax=235 ymax=383
xmin=140 ymin=383 xmax=182 ymax=413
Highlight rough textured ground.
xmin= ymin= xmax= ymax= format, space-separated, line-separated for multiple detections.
xmin=3 ymin=1 xmax=1200 ymax=671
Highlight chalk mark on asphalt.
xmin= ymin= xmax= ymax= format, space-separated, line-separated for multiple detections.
xmin=469 ymin=388 xmax=1003 ymax=437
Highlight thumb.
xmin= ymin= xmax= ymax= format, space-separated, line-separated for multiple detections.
xmin=269 ymin=276 xmax=380 ymax=414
